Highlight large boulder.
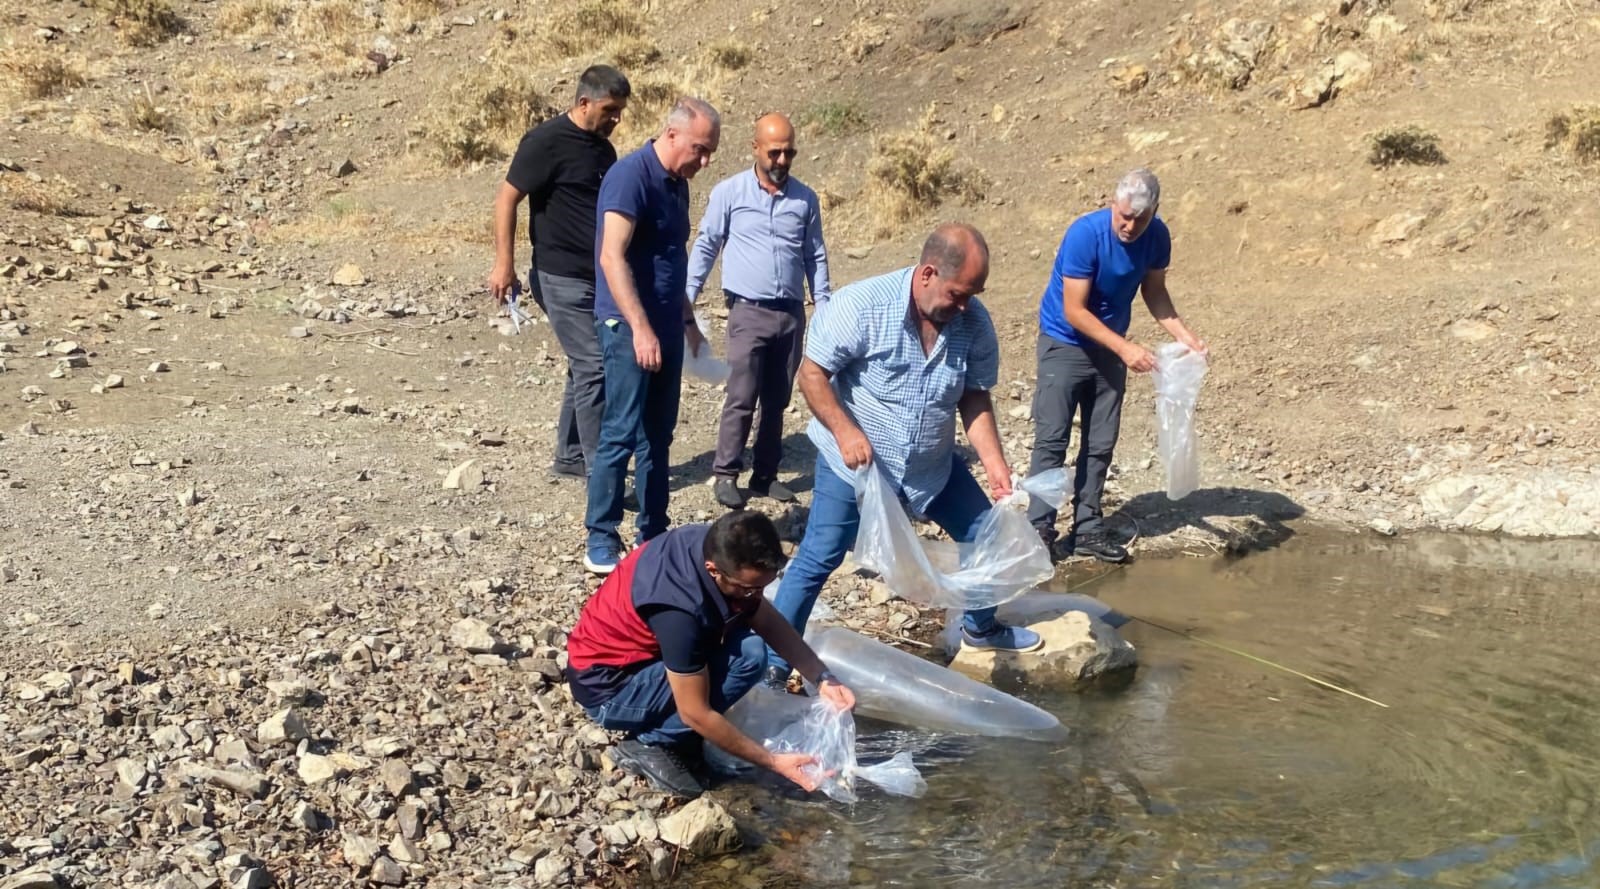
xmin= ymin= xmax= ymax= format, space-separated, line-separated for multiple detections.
xmin=952 ymin=610 xmax=1137 ymax=690
xmin=658 ymin=797 xmax=741 ymax=858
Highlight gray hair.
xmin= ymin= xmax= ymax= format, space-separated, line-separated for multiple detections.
xmin=1114 ymin=168 xmax=1161 ymax=215
xmin=665 ymin=96 xmax=721 ymax=132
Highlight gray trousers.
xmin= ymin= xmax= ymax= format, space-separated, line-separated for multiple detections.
xmin=1026 ymin=334 xmax=1127 ymax=539
xmin=714 ymin=296 xmax=805 ymax=481
xmin=534 ymin=270 xmax=605 ymax=472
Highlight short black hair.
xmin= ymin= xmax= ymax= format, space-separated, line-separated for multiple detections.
xmin=575 ymin=65 xmax=631 ymax=104
xmin=704 ymin=511 xmax=786 ymax=574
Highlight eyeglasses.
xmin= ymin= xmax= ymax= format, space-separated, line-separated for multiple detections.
xmin=765 ymin=148 xmax=797 ymax=160
xmin=709 ymin=565 xmax=768 ymax=598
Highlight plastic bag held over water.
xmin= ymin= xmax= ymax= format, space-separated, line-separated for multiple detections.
xmin=683 ymin=311 xmax=730 ymax=384
xmin=852 ymin=465 xmax=1071 ymax=610
xmin=764 ymin=696 xmax=928 ymax=803
xmin=1152 ymin=342 xmax=1209 ymax=500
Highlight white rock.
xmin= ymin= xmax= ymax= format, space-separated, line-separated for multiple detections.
xmin=658 ymin=797 xmax=740 ymax=857
xmin=256 ymin=707 xmax=310 ymax=746
xmin=143 ymin=215 xmax=173 ymax=231
xmin=114 ymin=758 xmax=148 ymax=791
xmin=297 ymin=753 xmax=344 ymax=785
xmin=951 ymin=610 xmax=1138 ymax=688
xmin=449 ymin=617 xmax=507 ymax=654
xmin=442 ymin=459 xmax=483 ymax=490
xmin=332 ymin=263 xmax=366 ymax=287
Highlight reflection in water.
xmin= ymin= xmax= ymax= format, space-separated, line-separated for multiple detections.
xmin=687 ymin=532 xmax=1600 ymax=888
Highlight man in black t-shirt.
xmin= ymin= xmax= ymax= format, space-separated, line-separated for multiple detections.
xmin=489 ymin=65 xmax=631 ymax=481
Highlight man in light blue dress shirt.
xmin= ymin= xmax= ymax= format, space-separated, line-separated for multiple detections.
xmin=686 ymin=113 xmax=832 ymax=510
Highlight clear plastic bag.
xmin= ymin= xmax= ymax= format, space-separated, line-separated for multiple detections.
xmin=1152 ymin=343 xmax=1209 ymax=500
xmin=683 ymin=311 xmax=730 ymax=384
xmin=764 ymin=697 xmax=928 ymax=803
xmin=853 ymin=465 xmax=1071 ymax=610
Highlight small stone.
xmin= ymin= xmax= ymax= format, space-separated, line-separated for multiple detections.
xmin=442 ymin=459 xmax=483 ymax=490
xmin=0 ymin=869 xmax=61 ymax=889
xmin=332 ymin=263 xmax=367 ymax=287
xmin=143 ymin=215 xmax=173 ymax=231
xmin=256 ymin=707 xmax=309 ymax=746
xmin=177 ymin=487 xmax=200 ymax=507
xmin=441 ymin=759 xmax=470 ymax=790
xmin=115 ymin=758 xmax=149 ymax=792
xmin=288 ymin=326 xmax=311 ymax=339
xmin=334 ymin=158 xmax=358 ymax=177
xmin=449 ymin=617 xmax=508 ymax=654
xmin=290 ymin=801 xmax=322 ymax=830
xmin=534 ymin=853 xmax=571 ymax=885
xmin=380 ymin=758 xmax=415 ymax=798
xmin=1368 ymin=517 xmax=1398 ymax=536
xmin=658 ymin=797 xmax=741 ymax=857
xmin=369 ymin=856 xmax=406 ymax=885
xmin=297 ymin=753 xmax=344 ymax=785
xmin=342 ymin=834 xmax=381 ymax=869
xmin=148 ymin=361 xmax=170 ymax=373
xmin=104 ymin=374 xmax=124 ymax=389
xmin=388 ymin=833 xmax=423 ymax=864
xmin=229 ymin=869 xmax=269 ymax=889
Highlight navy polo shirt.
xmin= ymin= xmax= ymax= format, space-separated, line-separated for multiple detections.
xmin=593 ymin=141 xmax=691 ymax=331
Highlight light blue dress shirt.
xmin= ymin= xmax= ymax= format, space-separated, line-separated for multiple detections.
xmin=685 ymin=168 xmax=832 ymax=307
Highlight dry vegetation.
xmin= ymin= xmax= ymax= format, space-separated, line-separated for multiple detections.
xmin=1546 ymin=106 xmax=1600 ymax=165
xmin=125 ymin=87 xmax=175 ymax=132
xmin=860 ymin=106 xmax=985 ymax=239
xmin=1 ymin=46 xmax=87 ymax=100
xmin=93 ymin=0 xmax=184 ymax=46
xmin=422 ymin=62 xmax=561 ymax=165
xmin=179 ymin=62 xmax=279 ymax=127
xmin=705 ymin=40 xmax=752 ymax=70
xmin=0 ymin=173 xmax=83 ymax=216
xmin=1368 ymin=125 xmax=1446 ymax=167
xmin=541 ymin=0 xmax=644 ymax=56
xmin=213 ymin=0 xmax=293 ymax=37
xmin=797 ymin=99 xmax=869 ymax=137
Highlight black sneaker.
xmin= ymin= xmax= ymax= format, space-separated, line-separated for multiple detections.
xmin=607 ymin=739 xmax=705 ymax=799
xmin=749 ymin=477 xmax=796 ymax=503
xmin=1073 ymin=533 xmax=1130 ymax=564
xmin=761 ymin=665 xmax=791 ymax=691
xmin=548 ymin=461 xmax=586 ymax=482
xmin=713 ymin=477 xmax=746 ymax=509
xmin=622 ymin=481 xmax=639 ymax=513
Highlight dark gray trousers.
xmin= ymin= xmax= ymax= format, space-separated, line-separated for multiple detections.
xmin=714 ymin=296 xmax=805 ymax=481
xmin=535 ymin=270 xmax=605 ymax=472
xmin=1027 ymin=334 xmax=1127 ymax=539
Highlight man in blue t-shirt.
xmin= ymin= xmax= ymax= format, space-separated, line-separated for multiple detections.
xmin=1029 ymin=169 xmax=1207 ymax=563
xmin=584 ymin=97 xmax=722 ymax=575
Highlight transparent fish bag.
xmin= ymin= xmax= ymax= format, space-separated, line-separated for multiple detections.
xmin=1152 ymin=343 xmax=1208 ymax=500
xmin=683 ymin=311 xmax=730 ymax=384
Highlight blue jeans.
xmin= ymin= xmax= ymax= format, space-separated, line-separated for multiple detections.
xmin=583 ymin=631 xmax=767 ymax=747
xmin=769 ymin=454 xmax=1000 ymax=674
xmin=585 ymin=319 xmax=684 ymax=551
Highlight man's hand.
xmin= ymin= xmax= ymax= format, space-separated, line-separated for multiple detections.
xmin=488 ymin=263 xmax=517 ymax=304
xmin=684 ymin=320 xmax=706 ymax=358
xmin=1118 ymin=342 xmax=1156 ymax=373
xmin=632 ymin=324 xmax=662 ymax=371
xmin=837 ymin=427 xmax=874 ymax=469
xmin=816 ymin=678 xmax=856 ymax=712
xmin=1178 ymin=332 xmax=1209 ymax=357
xmin=769 ymin=753 xmax=828 ymax=792
xmin=984 ymin=462 xmax=1014 ymax=500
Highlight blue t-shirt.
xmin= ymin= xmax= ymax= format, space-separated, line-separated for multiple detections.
xmin=1038 ymin=208 xmax=1171 ymax=346
xmin=593 ymin=141 xmax=691 ymax=329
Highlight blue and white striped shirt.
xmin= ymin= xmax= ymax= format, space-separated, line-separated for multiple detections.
xmin=805 ymin=266 xmax=999 ymax=512
xmin=684 ymin=169 xmax=832 ymax=307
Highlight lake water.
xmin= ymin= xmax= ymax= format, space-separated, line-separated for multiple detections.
xmin=688 ymin=531 xmax=1600 ymax=888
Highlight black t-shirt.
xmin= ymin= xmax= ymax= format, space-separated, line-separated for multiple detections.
xmin=505 ymin=114 xmax=617 ymax=282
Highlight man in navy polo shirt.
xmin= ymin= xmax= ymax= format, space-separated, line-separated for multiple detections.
xmin=567 ymin=510 xmax=856 ymax=799
xmin=584 ymin=96 xmax=722 ymax=575
xmin=1028 ymin=168 xmax=1207 ymax=563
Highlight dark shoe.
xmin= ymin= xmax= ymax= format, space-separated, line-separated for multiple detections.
xmin=961 ymin=623 xmax=1045 ymax=653
xmin=584 ymin=543 xmax=621 ymax=576
xmin=607 ymin=739 xmax=705 ymax=799
xmin=713 ymin=477 xmax=746 ymax=509
xmin=1073 ymin=533 xmax=1130 ymax=564
xmin=761 ymin=665 xmax=791 ymax=692
xmin=548 ymin=461 xmax=586 ymax=482
xmin=622 ymin=481 xmax=639 ymax=513
xmin=749 ymin=476 xmax=796 ymax=503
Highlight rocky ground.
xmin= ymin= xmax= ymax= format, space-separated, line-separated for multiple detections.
xmin=5 ymin=0 xmax=1600 ymax=885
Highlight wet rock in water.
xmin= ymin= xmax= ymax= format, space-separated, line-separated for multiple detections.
xmin=658 ymin=797 xmax=741 ymax=857
xmin=952 ymin=610 xmax=1138 ymax=690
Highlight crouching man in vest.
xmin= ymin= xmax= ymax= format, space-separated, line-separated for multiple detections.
xmin=566 ymin=509 xmax=856 ymax=798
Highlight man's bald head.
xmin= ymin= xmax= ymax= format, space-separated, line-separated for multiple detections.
xmin=752 ymin=112 xmax=798 ymax=188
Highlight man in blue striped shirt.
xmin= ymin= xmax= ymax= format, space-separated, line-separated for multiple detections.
xmin=766 ymin=223 xmax=1043 ymax=687
xmin=686 ymin=113 xmax=831 ymax=510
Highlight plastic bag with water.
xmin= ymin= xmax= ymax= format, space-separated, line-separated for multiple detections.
xmin=1152 ymin=343 xmax=1209 ymax=500
xmin=852 ymin=465 xmax=1071 ymax=611
xmin=684 ymin=311 xmax=730 ymax=384
xmin=754 ymin=691 xmax=928 ymax=802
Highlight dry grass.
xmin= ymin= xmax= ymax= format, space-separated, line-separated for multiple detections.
xmin=262 ymin=196 xmax=380 ymax=246
xmin=705 ymin=40 xmax=752 ymax=70
xmin=214 ymin=0 xmax=294 ymax=36
xmin=543 ymin=0 xmax=645 ymax=56
xmin=1545 ymin=106 xmax=1600 ymax=165
xmin=384 ymin=0 xmax=451 ymax=31
xmin=1 ymin=174 xmax=83 ymax=216
xmin=422 ymin=62 xmax=561 ymax=165
xmin=601 ymin=36 xmax=661 ymax=68
xmin=1 ymin=47 xmax=87 ymax=100
xmin=180 ymin=62 xmax=278 ymax=127
xmin=1367 ymin=125 xmax=1446 ymax=167
xmin=93 ymin=0 xmax=184 ymax=46
xmin=797 ymin=99 xmax=869 ymax=137
xmin=860 ymin=106 xmax=985 ymax=239
xmin=292 ymin=0 xmax=370 ymax=62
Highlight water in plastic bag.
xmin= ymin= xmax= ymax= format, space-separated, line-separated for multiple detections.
xmin=852 ymin=465 xmax=1071 ymax=610
xmin=684 ymin=311 xmax=730 ymax=384
xmin=1152 ymin=343 xmax=1208 ymax=500
xmin=763 ymin=695 xmax=928 ymax=803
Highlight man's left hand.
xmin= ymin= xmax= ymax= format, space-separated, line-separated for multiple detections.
xmin=1179 ymin=331 xmax=1209 ymax=357
xmin=685 ymin=321 xmax=707 ymax=357
xmin=985 ymin=462 xmax=1014 ymax=501
xmin=816 ymin=678 xmax=856 ymax=712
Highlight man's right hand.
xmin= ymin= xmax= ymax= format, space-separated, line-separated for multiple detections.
xmin=769 ymin=753 xmax=827 ymax=792
xmin=632 ymin=325 xmax=662 ymax=372
xmin=488 ymin=263 xmax=517 ymax=304
xmin=1119 ymin=342 xmax=1157 ymax=374
xmin=838 ymin=428 xmax=874 ymax=469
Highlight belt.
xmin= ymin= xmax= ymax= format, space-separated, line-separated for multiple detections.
xmin=726 ymin=291 xmax=803 ymax=312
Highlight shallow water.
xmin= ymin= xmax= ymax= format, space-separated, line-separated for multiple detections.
xmin=687 ymin=532 xmax=1600 ymax=888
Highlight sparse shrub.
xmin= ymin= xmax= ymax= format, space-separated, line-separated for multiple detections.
xmin=706 ymin=40 xmax=751 ymax=70
xmin=1546 ymin=106 xmax=1600 ymax=165
xmin=424 ymin=64 xmax=560 ymax=165
xmin=215 ymin=0 xmax=294 ymax=36
xmin=126 ymin=87 xmax=174 ymax=131
xmin=93 ymin=0 xmax=184 ymax=46
xmin=1367 ymin=125 xmax=1446 ymax=168
xmin=544 ymin=0 xmax=644 ymax=56
xmin=180 ymin=63 xmax=276 ymax=126
xmin=1 ymin=174 xmax=82 ymax=216
xmin=600 ymin=36 xmax=660 ymax=68
xmin=1 ymin=48 xmax=87 ymax=99
xmin=797 ymin=100 xmax=868 ymax=137
xmin=861 ymin=106 xmax=984 ymax=239
xmin=385 ymin=0 xmax=449 ymax=31
xmin=292 ymin=0 xmax=370 ymax=60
